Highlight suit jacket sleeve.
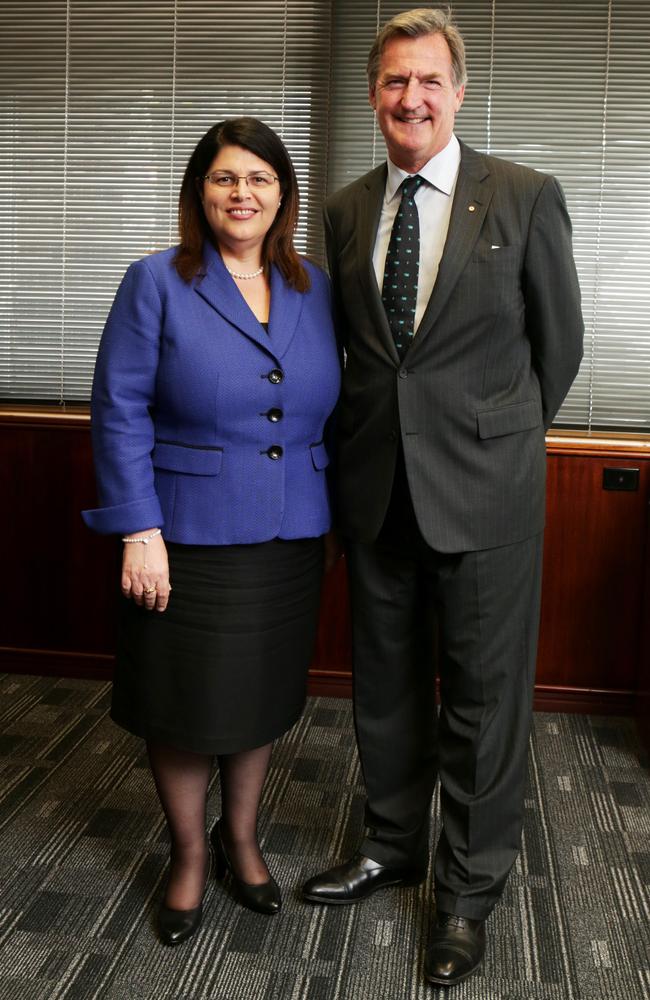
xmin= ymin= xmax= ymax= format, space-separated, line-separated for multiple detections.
xmin=523 ymin=175 xmax=584 ymax=428
xmin=322 ymin=206 xmax=346 ymax=515
xmin=82 ymin=258 xmax=165 ymax=534
xmin=323 ymin=202 xmax=348 ymax=360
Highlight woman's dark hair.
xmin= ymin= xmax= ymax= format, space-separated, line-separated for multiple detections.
xmin=175 ymin=116 xmax=309 ymax=292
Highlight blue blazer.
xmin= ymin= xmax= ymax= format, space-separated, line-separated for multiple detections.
xmin=82 ymin=243 xmax=341 ymax=544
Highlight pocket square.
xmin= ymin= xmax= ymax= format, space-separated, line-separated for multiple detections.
xmin=491 ymin=244 xmax=501 ymax=250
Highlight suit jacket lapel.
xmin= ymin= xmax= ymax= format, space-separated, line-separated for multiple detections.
xmin=194 ymin=242 xmax=275 ymax=356
xmin=410 ymin=142 xmax=494 ymax=351
xmin=355 ymin=165 xmax=402 ymax=365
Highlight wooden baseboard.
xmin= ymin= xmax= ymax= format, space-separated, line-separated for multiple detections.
xmin=532 ymin=684 xmax=635 ymax=716
xmin=0 ymin=649 xmax=637 ymax=717
xmin=309 ymin=673 xmax=636 ymax=715
xmin=0 ymin=647 xmax=114 ymax=682
xmin=307 ymin=670 xmax=354 ymax=698
xmin=636 ymin=691 xmax=650 ymax=751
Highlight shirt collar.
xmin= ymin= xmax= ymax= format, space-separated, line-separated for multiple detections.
xmin=385 ymin=134 xmax=461 ymax=202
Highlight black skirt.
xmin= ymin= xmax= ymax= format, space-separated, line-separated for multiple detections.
xmin=110 ymin=537 xmax=324 ymax=754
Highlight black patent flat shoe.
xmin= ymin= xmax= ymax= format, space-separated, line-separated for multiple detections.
xmin=157 ymin=845 xmax=213 ymax=947
xmin=424 ymin=911 xmax=486 ymax=986
xmin=302 ymin=851 xmax=426 ymax=905
xmin=210 ymin=819 xmax=281 ymax=915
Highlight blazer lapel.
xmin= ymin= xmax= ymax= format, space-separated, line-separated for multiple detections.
xmin=410 ymin=142 xmax=494 ymax=351
xmin=355 ymin=165 xmax=402 ymax=365
xmin=194 ymin=242 xmax=274 ymax=356
xmin=267 ymin=264 xmax=304 ymax=359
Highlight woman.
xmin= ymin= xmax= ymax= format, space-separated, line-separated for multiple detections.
xmin=83 ymin=118 xmax=340 ymax=945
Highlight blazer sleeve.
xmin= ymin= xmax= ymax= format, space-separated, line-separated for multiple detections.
xmin=82 ymin=258 xmax=165 ymax=535
xmin=523 ymin=175 xmax=584 ymax=429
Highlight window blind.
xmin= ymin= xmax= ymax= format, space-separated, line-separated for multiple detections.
xmin=1 ymin=1 xmax=649 ymax=430
xmin=0 ymin=0 xmax=331 ymax=401
xmin=326 ymin=0 xmax=650 ymax=430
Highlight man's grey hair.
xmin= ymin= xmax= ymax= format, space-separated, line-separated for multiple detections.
xmin=367 ymin=8 xmax=467 ymax=91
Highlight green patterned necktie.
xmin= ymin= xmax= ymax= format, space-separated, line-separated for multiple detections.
xmin=381 ymin=174 xmax=423 ymax=359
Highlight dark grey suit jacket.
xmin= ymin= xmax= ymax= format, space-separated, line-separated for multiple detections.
xmin=325 ymin=140 xmax=584 ymax=553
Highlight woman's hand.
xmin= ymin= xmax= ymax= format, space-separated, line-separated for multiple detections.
xmin=121 ymin=531 xmax=171 ymax=612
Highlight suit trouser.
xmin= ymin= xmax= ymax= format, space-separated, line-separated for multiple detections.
xmin=346 ymin=473 xmax=544 ymax=920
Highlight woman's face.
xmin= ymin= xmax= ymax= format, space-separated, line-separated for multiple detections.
xmin=200 ymin=143 xmax=282 ymax=256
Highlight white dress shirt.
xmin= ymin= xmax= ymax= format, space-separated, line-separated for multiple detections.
xmin=373 ymin=134 xmax=461 ymax=336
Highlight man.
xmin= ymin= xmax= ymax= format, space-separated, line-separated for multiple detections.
xmin=302 ymin=8 xmax=584 ymax=989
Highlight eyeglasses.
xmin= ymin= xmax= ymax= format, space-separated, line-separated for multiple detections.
xmin=202 ymin=171 xmax=279 ymax=189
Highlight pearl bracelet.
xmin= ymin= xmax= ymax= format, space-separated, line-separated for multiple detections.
xmin=121 ymin=528 xmax=162 ymax=544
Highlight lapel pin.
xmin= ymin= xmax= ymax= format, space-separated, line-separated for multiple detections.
xmin=468 ymin=204 xmax=476 ymax=213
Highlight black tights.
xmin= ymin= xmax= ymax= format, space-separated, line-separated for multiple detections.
xmin=148 ymin=740 xmax=273 ymax=910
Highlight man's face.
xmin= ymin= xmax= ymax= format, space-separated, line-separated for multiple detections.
xmin=369 ymin=32 xmax=465 ymax=172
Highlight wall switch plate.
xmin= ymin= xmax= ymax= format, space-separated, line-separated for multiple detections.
xmin=602 ymin=467 xmax=640 ymax=491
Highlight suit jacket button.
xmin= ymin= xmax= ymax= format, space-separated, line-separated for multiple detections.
xmin=268 ymin=368 xmax=284 ymax=384
xmin=267 ymin=445 xmax=283 ymax=460
xmin=398 ymin=369 xmax=408 ymax=379
xmin=267 ymin=408 xmax=283 ymax=422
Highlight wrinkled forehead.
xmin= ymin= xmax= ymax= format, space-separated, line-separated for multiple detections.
xmin=377 ymin=33 xmax=454 ymax=80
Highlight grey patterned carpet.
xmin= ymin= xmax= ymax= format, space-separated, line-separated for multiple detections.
xmin=0 ymin=673 xmax=648 ymax=1000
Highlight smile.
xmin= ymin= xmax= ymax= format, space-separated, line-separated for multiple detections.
xmin=227 ymin=209 xmax=258 ymax=218
xmin=397 ymin=116 xmax=429 ymax=124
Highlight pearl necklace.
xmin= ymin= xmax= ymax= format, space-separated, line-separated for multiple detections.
xmin=225 ymin=263 xmax=264 ymax=280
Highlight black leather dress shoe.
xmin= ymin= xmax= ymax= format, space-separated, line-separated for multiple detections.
xmin=424 ymin=911 xmax=486 ymax=986
xmin=157 ymin=847 xmax=213 ymax=947
xmin=302 ymin=852 xmax=426 ymax=905
xmin=210 ymin=820 xmax=281 ymax=915
xmin=158 ymin=900 xmax=204 ymax=947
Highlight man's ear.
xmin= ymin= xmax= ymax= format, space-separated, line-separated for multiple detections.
xmin=368 ymin=84 xmax=377 ymax=111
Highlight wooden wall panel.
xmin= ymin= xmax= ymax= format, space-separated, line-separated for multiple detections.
xmin=310 ymin=558 xmax=352 ymax=695
xmin=536 ymin=452 xmax=649 ymax=711
xmin=638 ymin=501 xmax=650 ymax=749
xmin=1 ymin=409 xmax=649 ymax=718
xmin=1 ymin=411 xmax=119 ymax=676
